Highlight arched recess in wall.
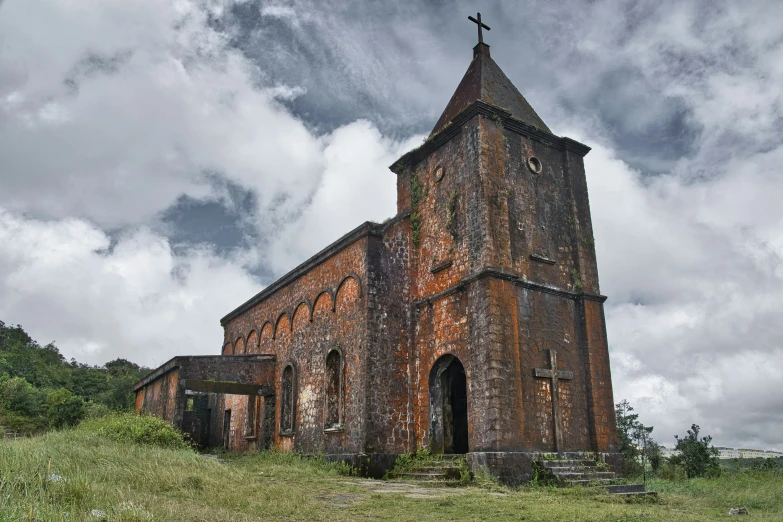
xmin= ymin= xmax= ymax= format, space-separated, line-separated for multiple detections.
xmin=223 ymin=342 xmax=232 ymax=355
xmin=234 ymin=337 xmax=245 ymax=355
xmin=245 ymin=330 xmax=259 ymax=354
xmin=312 ymin=290 xmax=334 ymax=321
xmin=334 ymin=274 xmax=362 ymax=313
xmin=274 ymin=311 xmax=291 ymax=339
xmin=280 ymin=363 xmax=297 ymax=434
xmin=292 ymin=300 xmax=312 ymax=331
xmin=258 ymin=321 xmax=274 ymax=352
xmin=324 ymin=348 xmax=344 ymax=430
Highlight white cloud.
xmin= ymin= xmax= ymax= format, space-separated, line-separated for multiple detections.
xmin=0 ymin=208 xmax=259 ymax=367
xmin=0 ymin=0 xmax=417 ymax=365
xmin=0 ymin=0 xmax=324 ymax=229
xmin=586 ymin=144 xmax=783 ymax=450
xmin=264 ymin=120 xmax=422 ymax=272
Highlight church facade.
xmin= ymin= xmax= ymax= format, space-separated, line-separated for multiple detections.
xmin=134 ymin=40 xmax=622 ymax=483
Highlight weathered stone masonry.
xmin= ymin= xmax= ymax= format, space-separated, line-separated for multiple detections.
xmin=135 ymin=40 xmax=622 ymax=484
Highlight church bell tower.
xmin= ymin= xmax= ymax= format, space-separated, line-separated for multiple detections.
xmin=390 ymin=14 xmax=622 ymax=482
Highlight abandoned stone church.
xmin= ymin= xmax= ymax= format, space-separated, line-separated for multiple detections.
xmin=134 ymin=35 xmax=622 ymax=483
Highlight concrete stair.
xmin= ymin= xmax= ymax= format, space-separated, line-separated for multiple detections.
xmin=537 ymin=459 xmax=656 ymax=498
xmin=386 ymin=454 xmax=466 ymax=486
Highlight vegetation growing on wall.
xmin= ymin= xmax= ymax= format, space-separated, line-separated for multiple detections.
xmin=447 ymin=189 xmax=459 ymax=240
xmin=569 ymin=268 xmax=583 ymax=292
xmin=410 ymin=170 xmax=426 ymax=246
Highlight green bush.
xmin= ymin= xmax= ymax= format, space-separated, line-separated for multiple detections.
xmin=79 ymin=412 xmax=192 ymax=450
xmin=1 ymin=375 xmax=46 ymax=418
xmin=83 ymin=400 xmax=111 ymax=419
xmin=673 ymin=423 xmax=721 ymax=478
xmin=47 ymin=388 xmax=85 ymax=428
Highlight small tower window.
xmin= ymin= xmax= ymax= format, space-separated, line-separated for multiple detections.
xmin=527 ymin=156 xmax=542 ymax=174
xmin=324 ymin=349 xmax=343 ymax=430
xmin=433 ymin=165 xmax=445 ymax=182
xmin=280 ymin=364 xmax=296 ymax=434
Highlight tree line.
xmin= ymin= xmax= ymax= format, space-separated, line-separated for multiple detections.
xmin=0 ymin=321 xmax=150 ymax=434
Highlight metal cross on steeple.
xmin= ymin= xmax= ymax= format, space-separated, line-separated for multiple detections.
xmin=468 ymin=12 xmax=491 ymax=44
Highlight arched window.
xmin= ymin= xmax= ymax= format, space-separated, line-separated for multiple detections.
xmin=280 ymin=364 xmax=296 ymax=434
xmin=324 ymin=349 xmax=343 ymax=430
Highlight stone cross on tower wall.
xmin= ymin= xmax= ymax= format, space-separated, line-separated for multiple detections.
xmin=534 ymin=349 xmax=574 ymax=452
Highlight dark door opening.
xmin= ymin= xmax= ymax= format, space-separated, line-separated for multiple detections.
xmin=429 ymin=355 xmax=469 ymax=455
xmin=182 ymin=395 xmax=211 ymax=449
xmin=223 ymin=409 xmax=231 ymax=450
xmin=442 ymin=359 xmax=468 ymax=454
xmin=204 ymin=408 xmax=211 ymax=447
xmin=260 ymin=396 xmax=276 ymax=450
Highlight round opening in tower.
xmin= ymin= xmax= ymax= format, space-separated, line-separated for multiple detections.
xmin=434 ymin=165 xmax=445 ymax=182
xmin=527 ymin=156 xmax=542 ymax=174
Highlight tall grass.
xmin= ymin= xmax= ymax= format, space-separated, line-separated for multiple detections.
xmin=647 ymin=470 xmax=783 ymax=512
xmin=78 ymin=412 xmax=192 ymax=450
xmin=1 ymin=416 xmax=782 ymax=521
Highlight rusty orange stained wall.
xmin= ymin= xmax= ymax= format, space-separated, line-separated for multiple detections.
xmin=195 ymin=102 xmax=618 ymax=463
xmin=221 ymin=238 xmax=368 ymax=455
xmin=136 ymin=369 xmax=179 ymax=423
xmin=395 ymin=110 xmax=617 ymax=455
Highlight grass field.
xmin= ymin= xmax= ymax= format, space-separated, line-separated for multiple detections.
xmin=1 ymin=420 xmax=781 ymax=521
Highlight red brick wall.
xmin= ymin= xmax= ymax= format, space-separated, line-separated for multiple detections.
xmin=393 ymin=108 xmax=618 ymax=456
xmin=582 ymin=298 xmax=619 ymax=452
xmin=137 ymin=368 xmax=179 ymax=423
xmin=221 ymin=238 xmax=368 ymax=455
xmin=137 ymin=102 xmax=619 ymax=463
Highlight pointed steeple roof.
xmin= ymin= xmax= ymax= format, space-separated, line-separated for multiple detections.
xmin=430 ymin=43 xmax=551 ymax=137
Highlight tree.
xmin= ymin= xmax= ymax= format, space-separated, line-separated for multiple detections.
xmin=751 ymin=458 xmax=777 ymax=472
xmin=0 ymin=375 xmax=48 ymax=433
xmin=104 ymin=358 xmax=141 ymax=376
xmin=646 ymin=440 xmax=663 ymax=473
xmin=46 ymin=388 xmax=85 ymax=428
xmin=0 ymin=376 xmax=45 ymax=418
xmin=0 ymin=320 xmax=150 ymax=432
xmin=672 ymin=424 xmax=721 ymax=478
xmin=615 ymin=400 xmax=656 ymax=475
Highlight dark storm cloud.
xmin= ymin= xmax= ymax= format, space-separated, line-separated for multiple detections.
xmin=159 ymin=174 xmax=259 ymax=250
xmin=214 ymin=0 xmax=705 ymax=172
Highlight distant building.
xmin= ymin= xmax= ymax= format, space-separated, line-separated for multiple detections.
xmin=715 ymin=447 xmax=741 ymax=459
xmin=660 ymin=446 xmax=678 ymax=458
xmin=661 ymin=446 xmax=782 ymax=460
xmin=738 ymin=448 xmax=783 ymax=459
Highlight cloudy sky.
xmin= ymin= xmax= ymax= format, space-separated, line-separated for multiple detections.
xmin=1 ymin=0 xmax=782 ymax=452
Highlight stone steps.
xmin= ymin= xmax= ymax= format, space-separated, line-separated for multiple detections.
xmin=539 ymin=459 xmax=598 ymax=468
xmin=556 ymin=472 xmax=617 ymax=480
xmin=544 ymin=466 xmax=604 ymax=473
xmin=537 ymin=458 xmax=656 ymax=498
xmin=386 ymin=455 xmax=466 ymax=487
xmin=566 ymin=478 xmax=620 ymax=487
xmin=605 ymin=483 xmax=646 ymax=494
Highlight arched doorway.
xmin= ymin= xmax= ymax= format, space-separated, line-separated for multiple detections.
xmin=429 ymin=355 xmax=469 ymax=454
